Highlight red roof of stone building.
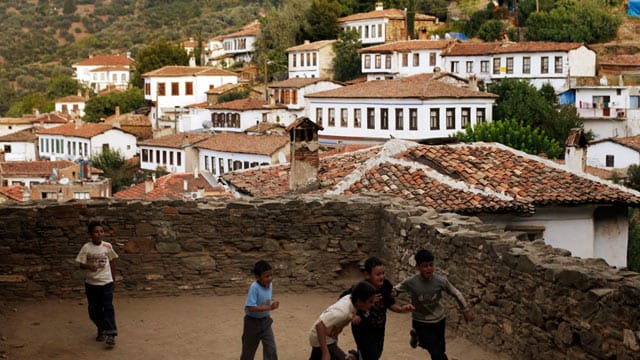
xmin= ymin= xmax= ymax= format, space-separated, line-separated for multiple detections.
xmin=360 ymin=40 xmax=455 ymax=53
xmin=114 ymin=173 xmax=231 ymax=201
xmin=38 ymin=123 xmax=118 ymax=139
xmin=0 ymin=113 xmax=70 ymax=125
xmin=0 ymin=185 xmax=24 ymax=201
xmin=306 ymin=73 xmax=497 ymax=99
xmin=138 ymin=133 xmax=211 ymax=149
xmin=55 ymin=95 xmax=87 ymax=103
xmin=244 ymin=122 xmax=287 ymax=134
xmin=0 ymin=160 xmax=74 ymax=177
xmin=338 ymin=8 xmax=436 ymax=22
xmin=286 ymin=40 xmax=336 ymax=52
xmin=206 ymin=83 xmax=247 ymax=95
xmin=141 ymin=66 xmax=237 ymax=78
xmin=73 ymin=55 xmax=132 ymax=67
xmin=206 ymin=98 xmax=270 ymax=111
xmin=269 ymin=78 xmax=342 ymax=89
xmin=196 ymin=133 xmax=289 ymax=156
xmin=222 ymin=140 xmax=640 ymax=214
xmin=0 ymin=128 xmax=39 ymax=142
xmin=221 ymin=21 xmax=260 ymax=39
xmin=600 ymin=55 xmax=640 ymax=66
xmin=444 ymin=41 xmax=584 ymax=56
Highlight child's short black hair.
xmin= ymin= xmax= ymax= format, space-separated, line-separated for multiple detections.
xmin=253 ymin=260 xmax=272 ymax=276
xmin=350 ymin=281 xmax=376 ymax=303
xmin=363 ymin=256 xmax=384 ymax=273
xmin=415 ymin=249 xmax=435 ymax=265
xmin=88 ymin=220 xmax=103 ymax=234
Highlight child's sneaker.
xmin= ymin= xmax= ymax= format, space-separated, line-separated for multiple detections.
xmin=409 ymin=329 xmax=418 ymax=348
xmin=347 ymin=349 xmax=360 ymax=360
xmin=95 ymin=334 xmax=106 ymax=342
xmin=105 ymin=335 xmax=115 ymax=348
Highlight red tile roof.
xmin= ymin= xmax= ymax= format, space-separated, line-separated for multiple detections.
xmin=338 ymin=9 xmax=436 ymax=22
xmin=141 ymin=66 xmax=237 ymax=78
xmin=206 ymin=98 xmax=269 ymax=111
xmin=73 ymin=55 xmax=132 ymax=67
xmin=222 ymin=140 xmax=640 ymax=214
xmin=196 ymin=132 xmax=289 ymax=156
xmin=221 ymin=21 xmax=260 ymax=39
xmin=0 ymin=113 xmax=70 ymax=125
xmin=114 ymin=173 xmax=231 ymax=201
xmin=0 ymin=128 xmax=39 ymax=142
xmin=445 ymin=41 xmax=584 ymax=56
xmin=360 ymin=40 xmax=454 ymax=53
xmin=305 ymin=73 xmax=497 ymax=99
xmin=0 ymin=185 xmax=24 ymax=201
xmin=269 ymin=78 xmax=342 ymax=89
xmin=244 ymin=122 xmax=287 ymax=134
xmin=38 ymin=123 xmax=116 ymax=139
xmin=55 ymin=95 xmax=87 ymax=103
xmin=286 ymin=40 xmax=336 ymax=52
xmin=138 ymin=133 xmax=211 ymax=149
xmin=206 ymin=83 xmax=247 ymax=94
xmin=0 ymin=160 xmax=74 ymax=177
xmin=591 ymin=135 xmax=640 ymax=152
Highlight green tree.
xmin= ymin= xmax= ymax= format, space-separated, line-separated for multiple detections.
xmin=91 ymin=147 xmax=132 ymax=193
xmin=304 ymin=0 xmax=342 ymax=42
xmin=332 ymin=29 xmax=362 ymax=82
xmin=83 ymin=88 xmax=146 ymax=122
xmin=628 ymin=212 xmax=640 ymax=272
xmin=218 ymin=88 xmax=250 ymax=103
xmin=131 ymin=38 xmax=189 ymax=88
xmin=477 ymin=19 xmax=504 ymax=41
xmin=0 ymin=80 xmax=18 ymax=117
xmin=63 ymin=0 xmax=77 ymax=15
xmin=455 ymin=118 xmax=564 ymax=158
xmin=46 ymin=74 xmax=80 ymax=100
xmin=6 ymin=93 xmax=54 ymax=117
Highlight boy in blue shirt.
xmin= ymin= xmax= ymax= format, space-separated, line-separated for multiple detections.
xmin=240 ymin=260 xmax=279 ymax=360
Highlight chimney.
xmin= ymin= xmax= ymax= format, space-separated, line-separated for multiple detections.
xmin=375 ymin=2 xmax=383 ymax=10
xmin=564 ymin=128 xmax=587 ymax=173
xmin=22 ymin=187 xmax=31 ymax=202
xmin=468 ymin=74 xmax=478 ymax=91
xmin=183 ymin=179 xmax=189 ymax=192
xmin=115 ymin=106 xmax=120 ymax=118
xmin=194 ymin=167 xmax=199 ymax=178
xmin=145 ymin=179 xmax=154 ymax=193
xmin=77 ymin=89 xmax=82 ymax=97
xmin=288 ymin=117 xmax=323 ymax=192
xmin=304 ymin=40 xmax=310 ymax=45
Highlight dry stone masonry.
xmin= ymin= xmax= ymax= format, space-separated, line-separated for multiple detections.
xmin=0 ymin=196 xmax=639 ymax=359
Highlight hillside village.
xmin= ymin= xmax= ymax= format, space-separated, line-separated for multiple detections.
xmin=1 ymin=1 xmax=640 ymax=272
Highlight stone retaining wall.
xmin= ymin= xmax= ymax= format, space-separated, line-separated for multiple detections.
xmin=0 ymin=196 xmax=638 ymax=359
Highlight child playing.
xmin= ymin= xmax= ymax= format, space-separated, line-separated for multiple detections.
xmin=240 ymin=260 xmax=279 ymax=360
xmin=75 ymin=220 xmax=119 ymax=348
xmin=345 ymin=257 xmax=414 ymax=360
xmin=395 ymin=249 xmax=473 ymax=360
xmin=309 ymin=281 xmax=377 ymax=360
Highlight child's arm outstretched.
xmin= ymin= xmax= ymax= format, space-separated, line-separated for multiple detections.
xmin=389 ymin=303 xmax=415 ymax=313
xmin=445 ymin=281 xmax=474 ymax=323
xmin=315 ymin=321 xmax=332 ymax=360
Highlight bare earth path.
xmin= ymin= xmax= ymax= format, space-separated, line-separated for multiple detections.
xmin=1 ymin=292 xmax=508 ymax=360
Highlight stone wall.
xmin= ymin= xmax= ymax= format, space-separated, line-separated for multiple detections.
xmin=0 ymin=196 xmax=639 ymax=359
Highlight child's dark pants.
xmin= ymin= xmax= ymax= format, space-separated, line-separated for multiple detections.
xmin=352 ymin=325 xmax=385 ymax=359
xmin=413 ymin=318 xmax=447 ymax=360
xmin=241 ymin=315 xmax=277 ymax=360
xmin=85 ymin=282 xmax=117 ymax=336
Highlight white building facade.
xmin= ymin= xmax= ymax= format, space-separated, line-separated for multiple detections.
xmin=221 ymin=21 xmax=260 ymax=63
xmin=72 ymin=55 xmax=132 ymax=92
xmin=269 ymin=78 xmax=344 ymax=118
xmin=287 ymin=40 xmax=336 ymax=79
xmin=37 ymin=124 xmax=137 ymax=161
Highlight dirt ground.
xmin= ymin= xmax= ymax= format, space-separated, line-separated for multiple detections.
xmin=0 ymin=292 xmax=508 ymax=360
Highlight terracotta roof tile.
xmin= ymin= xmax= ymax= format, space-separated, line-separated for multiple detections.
xmin=38 ymin=123 xmax=116 ymax=139
xmin=0 ymin=185 xmax=24 ymax=201
xmin=0 ymin=128 xmax=39 ymax=142
xmin=244 ymin=122 xmax=287 ymax=134
xmin=138 ymin=133 xmax=211 ymax=149
xmin=206 ymin=83 xmax=247 ymax=94
xmin=306 ymin=73 xmax=497 ymax=99
xmin=0 ymin=113 xmax=69 ymax=125
xmin=73 ymin=55 xmax=132 ymax=67
xmin=221 ymin=21 xmax=260 ymax=39
xmin=114 ymin=173 xmax=231 ymax=200
xmin=269 ymin=78 xmax=342 ymax=89
xmin=141 ymin=66 xmax=237 ymax=78
xmin=591 ymin=135 xmax=640 ymax=152
xmin=338 ymin=9 xmax=436 ymax=22
xmin=360 ymin=40 xmax=455 ymax=53
xmin=445 ymin=41 xmax=584 ymax=56
xmin=223 ymin=140 xmax=640 ymax=214
xmin=55 ymin=95 xmax=87 ymax=103
xmin=0 ymin=160 xmax=74 ymax=177
xmin=206 ymin=98 xmax=269 ymax=111
xmin=286 ymin=40 xmax=336 ymax=52
xmin=196 ymin=132 xmax=288 ymax=156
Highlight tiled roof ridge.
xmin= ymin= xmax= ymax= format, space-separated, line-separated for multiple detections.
xmin=326 ymin=140 xmax=516 ymax=202
xmin=471 ymin=141 xmax=640 ymax=198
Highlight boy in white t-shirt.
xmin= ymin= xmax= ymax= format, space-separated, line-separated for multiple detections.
xmin=309 ymin=281 xmax=376 ymax=360
xmin=75 ymin=220 xmax=119 ymax=348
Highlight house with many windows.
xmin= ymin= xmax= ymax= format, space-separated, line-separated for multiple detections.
xmin=0 ymin=112 xmax=68 ymax=137
xmin=220 ymin=21 xmax=260 ymax=64
xmin=196 ymin=132 xmax=289 ymax=177
xmin=337 ymin=3 xmax=438 ymax=45
xmin=37 ymin=123 xmax=137 ymax=161
xmin=142 ymin=66 xmax=238 ymax=131
xmin=359 ymin=39 xmax=456 ymax=81
xmin=306 ymin=73 xmax=496 ymax=143
xmin=54 ymin=94 xmax=88 ymax=118
xmin=286 ymin=40 xmax=336 ymax=79
xmin=441 ymin=41 xmax=596 ymax=91
xmin=268 ymin=78 xmax=344 ymax=117
xmin=0 ymin=128 xmax=39 ymax=162
xmin=138 ymin=133 xmax=211 ymax=173
xmin=72 ymin=55 xmax=132 ymax=92
xmin=202 ymin=98 xmax=292 ymax=132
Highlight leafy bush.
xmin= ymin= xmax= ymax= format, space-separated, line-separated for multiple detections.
xmin=91 ymin=147 xmax=132 ymax=193
xmin=477 ymin=20 xmax=504 ymax=41
xmin=218 ymin=88 xmax=250 ymax=103
xmin=83 ymin=87 xmax=146 ymax=122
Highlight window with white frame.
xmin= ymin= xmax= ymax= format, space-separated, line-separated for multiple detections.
xmin=328 ymin=108 xmax=335 ymax=126
xmin=340 ymin=108 xmax=348 ymax=127
xmin=522 ymin=57 xmax=531 ymax=74
xmin=316 ymin=108 xmax=323 ymax=126
xmin=466 ymin=61 xmax=473 ymax=73
xmin=541 ymin=57 xmax=549 ymax=74
xmin=451 ymin=61 xmax=459 ymax=73
xmin=385 ymin=55 xmax=391 ymax=69
xmin=364 ymin=55 xmax=371 ymax=69
xmin=395 ymin=109 xmax=403 ymax=130
xmin=446 ymin=108 xmax=455 ymax=129
xmin=506 ymin=57 xmax=514 ymax=74
xmin=375 ymin=55 xmax=381 ymax=69
xmin=409 ymin=108 xmax=417 ymax=130
xmin=430 ymin=109 xmax=440 ymax=130
xmin=413 ymin=53 xmax=420 ymax=67
xmin=477 ymin=108 xmax=486 ymax=123
xmin=429 ymin=53 xmax=436 ymax=66
xmin=481 ymin=61 xmax=489 ymax=73
xmin=461 ymin=108 xmax=470 ymax=128
xmin=381 ymin=108 xmax=388 ymax=130
xmin=367 ymin=108 xmax=375 ymax=129
xmin=354 ymin=108 xmax=362 ymax=128
xmin=554 ymin=56 xmax=563 ymax=73
xmin=73 ymin=192 xmax=90 ymax=200
xmin=493 ymin=58 xmax=501 ymax=74
xmin=402 ymin=53 xmax=408 ymax=67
